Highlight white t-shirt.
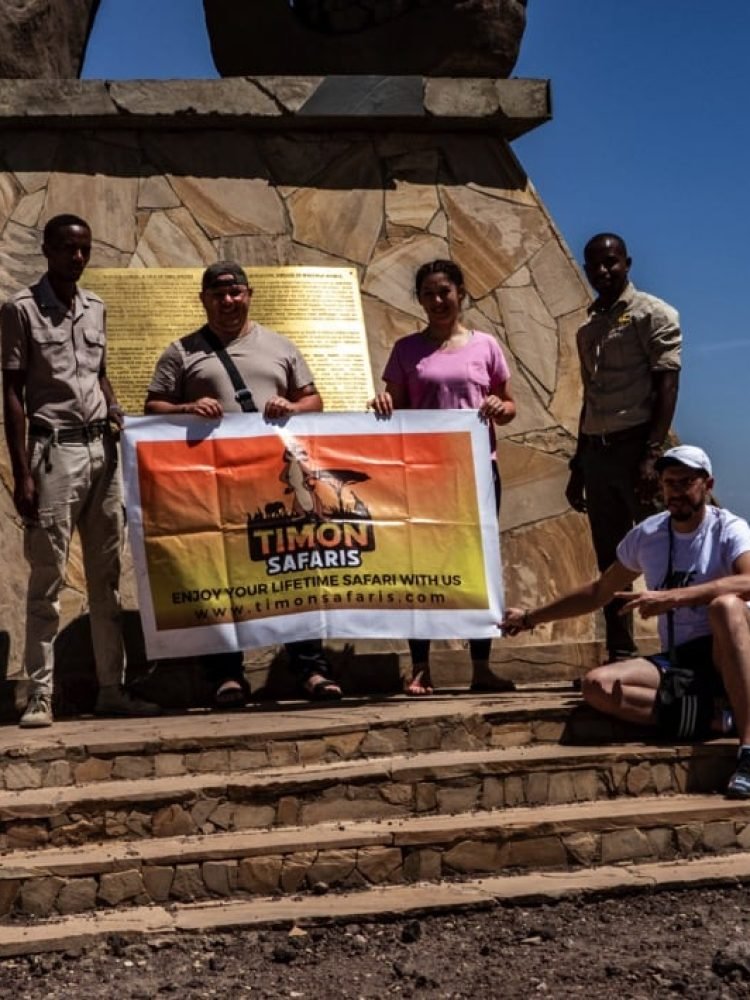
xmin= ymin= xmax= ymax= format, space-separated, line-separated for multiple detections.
xmin=616 ymin=506 xmax=750 ymax=648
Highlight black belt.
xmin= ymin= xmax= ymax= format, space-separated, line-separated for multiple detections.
xmin=29 ymin=420 xmax=109 ymax=444
xmin=581 ymin=423 xmax=649 ymax=449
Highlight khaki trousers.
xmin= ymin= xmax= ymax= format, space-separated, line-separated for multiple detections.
xmin=24 ymin=432 xmax=125 ymax=696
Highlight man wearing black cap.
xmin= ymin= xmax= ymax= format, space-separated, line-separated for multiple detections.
xmin=503 ymin=445 xmax=750 ymax=799
xmin=144 ymin=261 xmax=342 ymax=704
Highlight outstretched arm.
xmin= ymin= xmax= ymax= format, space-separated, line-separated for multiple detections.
xmin=502 ymin=561 xmax=639 ymax=635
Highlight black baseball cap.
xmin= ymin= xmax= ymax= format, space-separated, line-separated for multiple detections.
xmin=201 ymin=261 xmax=249 ymax=290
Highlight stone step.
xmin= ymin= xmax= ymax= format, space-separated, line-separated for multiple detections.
xmin=3 ymin=792 xmax=750 ymax=918
xmin=0 ymin=686 xmax=616 ymax=792
xmin=3 ymin=848 xmax=750 ymax=959
xmin=0 ymin=741 xmax=736 ymax=852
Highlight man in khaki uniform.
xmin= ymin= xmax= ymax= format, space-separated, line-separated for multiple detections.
xmin=566 ymin=233 xmax=681 ymax=662
xmin=1 ymin=214 xmax=158 ymax=727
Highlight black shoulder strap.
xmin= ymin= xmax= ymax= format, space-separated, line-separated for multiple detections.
xmin=201 ymin=325 xmax=257 ymax=413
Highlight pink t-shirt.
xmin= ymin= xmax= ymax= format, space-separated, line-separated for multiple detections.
xmin=382 ymin=329 xmax=511 ymax=454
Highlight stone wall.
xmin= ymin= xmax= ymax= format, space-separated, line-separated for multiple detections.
xmin=0 ymin=78 xmax=651 ymax=681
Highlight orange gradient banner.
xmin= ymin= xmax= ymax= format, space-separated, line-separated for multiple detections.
xmin=122 ymin=412 xmax=503 ymax=658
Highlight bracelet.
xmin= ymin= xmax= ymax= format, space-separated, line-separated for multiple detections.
xmin=522 ymin=610 xmax=534 ymax=630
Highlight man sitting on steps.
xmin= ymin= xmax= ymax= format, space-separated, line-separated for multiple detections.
xmin=502 ymin=445 xmax=750 ymax=799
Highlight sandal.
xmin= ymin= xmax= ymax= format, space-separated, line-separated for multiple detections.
xmin=214 ymin=678 xmax=247 ymax=709
xmin=302 ymin=673 xmax=342 ymax=701
xmin=404 ymin=669 xmax=434 ymax=697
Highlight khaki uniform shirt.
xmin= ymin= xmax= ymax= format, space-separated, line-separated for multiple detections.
xmin=147 ymin=322 xmax=316 ymax=411
xmin=1 ymin=274 xmax=108 ymax=427
xmin=577 ymin=282 xmax=681 ymax=436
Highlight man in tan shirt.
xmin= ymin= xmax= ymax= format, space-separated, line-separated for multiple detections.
xmin=1 ymin=214 xmax=158 ymax=726
xmin=566 ymin=233 xmax=681 ymax=661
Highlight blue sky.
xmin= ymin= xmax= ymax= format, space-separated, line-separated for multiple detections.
xmin=83 ymin=0 xmax=750 ymax=518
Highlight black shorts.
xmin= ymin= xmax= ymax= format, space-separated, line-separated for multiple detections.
xmin=649 ymin=635 xmax=725 ymax=739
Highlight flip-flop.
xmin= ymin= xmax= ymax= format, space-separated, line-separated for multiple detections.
xmin=303 ymin=676 xmax=342 ymax=701
xmin=214 ymin=679 xmax=247 ymax=709
xmin=404 ymin=670 xmax=434 ymax=697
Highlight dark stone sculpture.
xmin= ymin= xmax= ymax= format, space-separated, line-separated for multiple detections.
xmin=0 ymin=0 xmax=101 ymax=78
xmin=204 ymin=0 xmax=528 ymax=77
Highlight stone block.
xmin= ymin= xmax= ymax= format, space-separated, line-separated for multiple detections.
xmin=98 ymin=869 xmax=146 ymax=906
xmin=503 ymin=775 xmax=525 ymax=808
xmin=404 ymin=848 xmax=442 ymax=883
xmin=229 ymin=749 xmax=268 ymax=770
xmin=324 ymin=732 xmax=364 ymax=759
xmin=306 ymin=850 xmax=357 ymax=887
xmin=481 ymin=777 xmax=504 ymax=810
xmin=300 ymin=797 xmax=404 ymax=825
xmin=676 ymin=824 xmax=703 ymax=855
xmin=191 ymin=798 xmax=221 ymax=829
xmin=267 ymin=742 xmax=298 ymax=767
xmin=203 ymin=860 xmax=238 ymax=896
xmin=436 ymin=784 xmax=480 ymax=814
xmin=601 ymin=828 xmax=654 ymax=864
xmin=57 ymin=878 xmax=97 ymax=914
xmin=380 ymin=783 xmax=414 ymax=807
xmin=19 ymin=876 xmax=64 ymax=917
xmin=50 ymin=816 xmax=102 ymax=847
xmin=276 ymin=796 xmax=299 ymax=826
xmin=360 ymin=728 xmax=409 ymax=755
xmin=7 ymin=823 xmax=49 ymax=849
xmin=440 ymin=727 xmax=483 ymax=752
xmin=626 ymin=763 xmax=653 ymax=796
xmin=564 ymin=832 xmax=600 ymax=866
xmin=185 ymin=750 xmax=230 ymax=773
xmin=409 ymin=724 xmax=442 ymax=752
xmin=105 ymin=811 xmax=128 ymax=838
xmin=73 ymin=757 xmax=113 ymax=783
xmin=4 ymin=761 xmax=43 ymax=790
xmin=232 ymin=804 xmax=276 ymax=830
xmin=530 ymin=720 xmax=566 ymax=743
xmin=280 ymin=852 xmax=316 ymax=893
xmin=142 ymin=865 xmax=174 ymax=902
xmin=154 ymin=753 xmax=186 ymax=777
xmin=43 ymin=760 xmax=73 ymax=787
xmin=443 ymin=840 xmax=504 ymax=874
xmin=673 ymin=763 xmax=689 ymax=793
xmin=546 ymin=771 xmax=577 ymax=805
xmin=651 ymin=763 xmax=674 ymax=794
xmin=608 ymin=763 xmax=629 ymax=794
xmin=526 ymin=771 xmax=550 ymax=805
xmin=126 ymin=811 xmax=151 ymax=837
xmin=0 ymin=880 xmax=20 ymax=916
xmin=297 ymin=739 xmax=328 ymax=764
xmin=207 ymin=802 xmax=235 ymax=831
xmin=505 ymin=836 xmax=567 ymax=869
xmin=703 ymin=821 xmax=736 ymax=852
xmin=645 ymin=828 xmax=675 ymax=860
xmin=238 ymin=856 xmax=283 ymax=894
xmin=572 ymin=769 xmax=600 ymax=802
xmin=489 ymin=723 xmax=532 ymax=748
xmin=152 ymin=804 xmax=196 ymax=838
xmin=356 ymin=846 xmax=403 ymax=885
xmin=415 ymin=783 xmax=437 ymax=813
xmin=737 ymin=824 xmax=750 ymax=850
xmin=112 ymin=755 xmax=153 ymax=780
xmin=171 ymin=864 xmax=206 ymax=902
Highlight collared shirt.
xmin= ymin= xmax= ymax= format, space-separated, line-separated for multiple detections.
xmin=1 ymin=274 xmax=108 ymax=426
xmin=577 ymin=282 xmax=681 ymax=435
xmin=147 ymin=322 xmax=316 ymax=410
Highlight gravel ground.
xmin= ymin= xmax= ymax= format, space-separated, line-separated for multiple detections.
xmin=3 ymin=885 xmax=750 ymax=998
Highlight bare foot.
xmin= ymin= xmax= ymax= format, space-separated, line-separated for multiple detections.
xmin=404 ymin=668 xmax=434 ymax=696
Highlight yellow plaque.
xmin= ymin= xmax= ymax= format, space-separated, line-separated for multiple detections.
xmin=84 ymin=267 xmax=375 ymax=414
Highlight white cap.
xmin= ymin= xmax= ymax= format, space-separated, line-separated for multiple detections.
xmin=654 ymin=445 xmax=712 ymax=477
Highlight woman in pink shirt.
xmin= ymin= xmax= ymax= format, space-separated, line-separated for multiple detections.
xmin=371 ymin=260 xmax=517 ymax=696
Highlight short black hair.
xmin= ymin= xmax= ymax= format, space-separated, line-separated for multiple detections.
xmin=43 ymin=214 xmax=90 ymax=244
xmin=415 ymin=259 xmax=465 ymax=296
xmin=584 ymin=232 xmax=628 ymax=259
